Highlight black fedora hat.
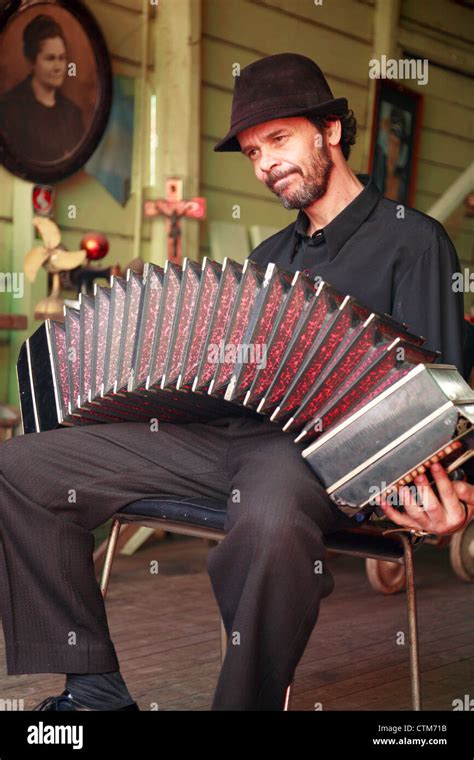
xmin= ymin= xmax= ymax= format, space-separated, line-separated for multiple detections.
xmin=214 ymin=53 xmax=348 ymax=152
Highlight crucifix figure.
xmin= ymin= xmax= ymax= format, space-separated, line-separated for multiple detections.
xmin=144 ymin=178 xmax=206 ymax=264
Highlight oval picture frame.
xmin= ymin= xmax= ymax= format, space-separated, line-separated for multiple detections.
xmin=0 ymin=0 xmax=112 ymax=183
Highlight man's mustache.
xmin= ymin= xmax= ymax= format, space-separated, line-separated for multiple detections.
xmin=266 ymin=168 xmax=302 ymax=190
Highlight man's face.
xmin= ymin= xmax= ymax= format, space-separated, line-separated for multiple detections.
xmin=237 ymin=116 xmax=334 ymax=209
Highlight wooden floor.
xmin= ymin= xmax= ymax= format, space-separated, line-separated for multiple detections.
xmin=0 ymin=534 xmax=473 ymax=711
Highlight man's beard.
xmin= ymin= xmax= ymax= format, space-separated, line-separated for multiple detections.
xmin=266 ymin=140 xmax=334 ymax=210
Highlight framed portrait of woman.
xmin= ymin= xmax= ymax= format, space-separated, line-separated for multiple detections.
xmin=368 ymin=80 xmax=423 ymax=207
xmin=0 ymin=0 xmax=112 ymax=183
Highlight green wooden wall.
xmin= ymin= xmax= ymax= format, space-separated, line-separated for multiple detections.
xmin=0 ymin=0 xmax=472 ymax=407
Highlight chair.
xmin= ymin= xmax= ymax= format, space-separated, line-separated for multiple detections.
xmin=99 ymin=495 xmax=424 ymax=711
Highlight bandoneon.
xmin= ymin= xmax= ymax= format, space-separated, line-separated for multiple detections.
xmin=17 ymin=257 xmax=474 ymax=517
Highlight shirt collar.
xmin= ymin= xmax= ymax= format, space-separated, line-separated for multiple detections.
xmin=293 ymin=175 xmax=381 ymax=261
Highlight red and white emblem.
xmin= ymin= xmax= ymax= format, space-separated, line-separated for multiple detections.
xmin=32 ymin=185 xmax=55 ymax=217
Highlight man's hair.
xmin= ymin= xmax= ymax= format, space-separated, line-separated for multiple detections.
xmin=306 ymin=109 xmax=357 ymax=161
xmin=23 ymin=14 xmax=67 ymax=63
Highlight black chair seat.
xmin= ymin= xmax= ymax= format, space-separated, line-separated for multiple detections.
xmin=120 ymin=495 xmax=228 ymax=531
xmin=119 ymin=496 xmax=423 ymax=562
xmin=324 ymin=529 xmax=406 ymax=562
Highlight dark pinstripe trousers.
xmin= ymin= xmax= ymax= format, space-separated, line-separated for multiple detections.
xmin=0 ymin=415 xmax=353 ymax=710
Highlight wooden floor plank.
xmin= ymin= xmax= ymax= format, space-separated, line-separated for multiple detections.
xmin=0 ymin=534 xmax=472 ymax=711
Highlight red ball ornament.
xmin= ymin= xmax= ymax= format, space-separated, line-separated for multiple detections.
xmin=80 ymin=232 xmax=109 ymax=261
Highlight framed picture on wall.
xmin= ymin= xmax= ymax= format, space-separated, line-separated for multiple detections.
xmin=368 ymin=80 xmax=423 ymax=207
xmin=0 ymin=0 xmax=112 ymax=184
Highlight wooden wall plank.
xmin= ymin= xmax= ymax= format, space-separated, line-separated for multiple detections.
xmin=401 ymin=0 xmax=474 ymax=45
xmin=421 ymin=98 xmax=474 ymax=144
xmin=84 ymin=0 xmax=153 ymax=69
xmin=413 ymin=161 xmax=470 ymax=198
xmin=209 ymin=221 xmax=250 ymax=263
xmin=250 ymin=0 xmax=374 ymax=42
xmin=405 ymin=64 xmax=474 ymax=111
xmin=55 ymin=171 xmax=141 ymax=238
xmin=203 ymin=0 xmax=372 ymax=84
xmin=100 ymin=0 xmax=145 ymax=14
xmin=250 ymin=224 xmax=281 ymax=247
xmin=418 ymin=131 xmax=473 ymax=171
xmin=202 ymin=186 xmax=292 ymax=230
xmin=399 ymin=25 xmax=474 ymax=74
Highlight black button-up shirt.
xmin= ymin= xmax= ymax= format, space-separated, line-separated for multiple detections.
xmin=248 ymin=177 xmax=465 ymax=375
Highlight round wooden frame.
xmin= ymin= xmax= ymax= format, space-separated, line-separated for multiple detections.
xmin=0 ymin=0 xmax=112 ymax=183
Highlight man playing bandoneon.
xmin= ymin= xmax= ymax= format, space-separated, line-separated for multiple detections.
xmin=0 ymin=53 xmax=472 ymax=712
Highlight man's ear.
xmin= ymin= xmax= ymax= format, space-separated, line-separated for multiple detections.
xmin=325 ymin=119 xmax=342 ymax=148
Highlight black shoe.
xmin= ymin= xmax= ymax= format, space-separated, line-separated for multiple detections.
xmin=32 ymin=690 xmax=140 ymax=711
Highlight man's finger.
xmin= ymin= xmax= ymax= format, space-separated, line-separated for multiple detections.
xmin=398 ymin=483 xmax=431 ymax=525
xmin=429 ymin=463 xmax=461 ymax=516
xmin=378 ymin=497 xmax=423 ymax=531
xmin=453 ymin=479 xmax=474 ymax=509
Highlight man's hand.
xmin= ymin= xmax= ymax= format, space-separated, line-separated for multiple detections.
xmin=377 ymin=463 xmax=473 ymax=536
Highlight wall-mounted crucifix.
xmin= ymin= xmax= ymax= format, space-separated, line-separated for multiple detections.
xmin=143 ymin=178 xmax=206 ymax=264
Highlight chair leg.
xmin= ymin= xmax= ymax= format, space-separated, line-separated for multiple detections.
xmin=399 ymin=533 xmax=422 ymax=711
xmin=283 ymin=680 xmax=293 ymax=711
xmin=220 ymin=615 xmax=227 ymax=665
xmin=100 ymin=519 xmax=122 ymax=598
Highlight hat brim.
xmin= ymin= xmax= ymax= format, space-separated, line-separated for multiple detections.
xmin=213 ymin=97 xmax=348 ymax=152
